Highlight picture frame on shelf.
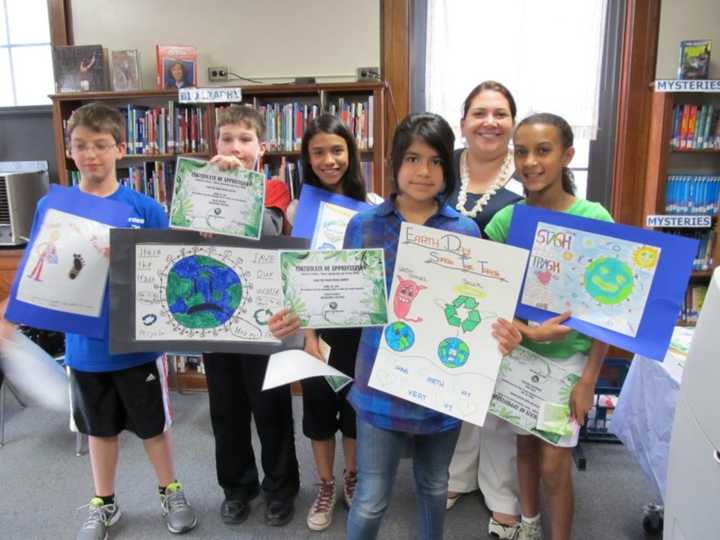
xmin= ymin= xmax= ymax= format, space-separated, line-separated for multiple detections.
xmin=52 ymin=45 xmax=108 ymax=93
xmin=110 ymin=49 xmax=142 ymax=91
xmin=156 ymin=45 xmax=197 ymax=89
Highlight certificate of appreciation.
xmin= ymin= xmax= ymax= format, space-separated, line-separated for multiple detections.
xmin=488 ymin=346 xmax=584 ymax=447
xmin=169 ymin=157 xmax=265 ymax=240
xmin=279 ymin=249 xmax=388 ymax=329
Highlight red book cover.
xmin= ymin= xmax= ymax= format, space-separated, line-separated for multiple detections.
xmin=156 ymin=45 xmax=197 ymax=89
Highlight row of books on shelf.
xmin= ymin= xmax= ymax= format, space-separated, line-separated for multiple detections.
xmin=64 ymin=103 xmax=210 ymax=156
xmin=170 ymin=354 xmax=205 ymax=374
xmin=680 ymin=283 xmax=709 ymax=325
xmin=665 ymin=175 xmax=720 ymax=214
xmin=69 ymin=160 xmax=177 ymax=210
xmin=216 ymin=97 xmax=374 ymax=153
xmin=68 ymin=156 xmax=373 ymax=211
xmin=670 ymin=103 xmax=720 ymax=150
xmin=673 ymin=229 xmax=717 ymax=270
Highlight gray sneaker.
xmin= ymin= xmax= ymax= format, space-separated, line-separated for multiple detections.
xmin=160 ymin=482 xmax=198 ymax=534
xmin=516 ymin=518 xmax=543 ymax=540
xmin=488 ymin=517 xmax=520 ymax=539
xmin=76 ymin=497 xmax=121 ymax=540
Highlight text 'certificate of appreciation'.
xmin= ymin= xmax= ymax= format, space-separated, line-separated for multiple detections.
xmin=280 ymin=249 xmax=388 ymax=329
xmin=169 ymin=157 xmax=265 ymax=240
xmin=369 ymin=222 xmax=529 ymax=427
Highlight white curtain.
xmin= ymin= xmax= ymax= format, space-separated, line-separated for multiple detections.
xmin=426 ymin=0 xmax=607 ymax=144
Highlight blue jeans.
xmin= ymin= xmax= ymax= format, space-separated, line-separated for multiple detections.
xmin=347 ymin=419 xmax=461 ymax=540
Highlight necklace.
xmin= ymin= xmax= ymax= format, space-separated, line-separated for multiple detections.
xmin=456 ymin=149 xmax=514 ymax=218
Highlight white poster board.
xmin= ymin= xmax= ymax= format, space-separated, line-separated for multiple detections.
xmin=369 ymin=223 xmax=529 ymax=426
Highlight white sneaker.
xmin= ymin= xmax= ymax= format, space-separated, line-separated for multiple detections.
xmin=306 ymin=479 xmax=336 ymax=531
xmin=488 ymin=517 xmax=520 ymax=539
xmin=445 ymin=491 xmax=463 ymax=510
xmin=516 ymin=518 xmax=543 ymax=540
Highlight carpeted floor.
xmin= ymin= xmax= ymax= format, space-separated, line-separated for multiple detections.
xmin=0 ymin=389 xmax=661 ymax=539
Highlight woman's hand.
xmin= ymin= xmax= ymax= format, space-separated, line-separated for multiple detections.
xmin=209 ymin=154 xmax=246 ymax=171
xmin=267 ymin=308 xmax=301 ymax=339
xmin=569 ymin=380 xmax=595 ymax=425
xmin=491 ymin=317 xmax=522 ymax=356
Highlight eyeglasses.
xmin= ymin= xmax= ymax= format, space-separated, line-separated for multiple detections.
xmin=69 ymin=142 xmax=117 ymax=155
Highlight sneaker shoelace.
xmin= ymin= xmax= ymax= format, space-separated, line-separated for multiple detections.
xmin=163 ymin=489 xmax=190 ymax=514
xmin=344 ymin=471 xmax=357 ymax=499
xmin=312 ymin=481 xmax=335 ymax=513
xmin=77 ymin=500 xmax=113 ymax=529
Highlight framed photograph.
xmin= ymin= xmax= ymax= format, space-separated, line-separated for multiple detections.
xmin=52 ymin=45 xmax=107 ymax=93
xmin=110 ymin=49 xmax=142 ymax=91
xmin=156 ymin=45 xmax=197 ymax=89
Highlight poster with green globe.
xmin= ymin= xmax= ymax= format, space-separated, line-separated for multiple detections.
xmin=169 ymin=157 xmax=265 ymax=240
xmin=368 ymin=222 xmax=529 ymax=427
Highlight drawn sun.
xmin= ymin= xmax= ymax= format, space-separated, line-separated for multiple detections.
xmin=632 ymin=246 xmax=659 ymax=270
xmin=562 ymin=251 xmax=573 ymax=261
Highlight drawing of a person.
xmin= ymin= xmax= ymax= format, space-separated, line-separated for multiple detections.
xmin=27 ymin=229 xmax=60 ymax=282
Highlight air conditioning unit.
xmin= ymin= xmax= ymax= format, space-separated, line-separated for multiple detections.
xmin=0 ymin=164 xmax=49 ymax=246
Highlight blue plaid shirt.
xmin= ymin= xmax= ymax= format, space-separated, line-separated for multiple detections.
xmin=343 ymin=197 xmax=480 ymax=434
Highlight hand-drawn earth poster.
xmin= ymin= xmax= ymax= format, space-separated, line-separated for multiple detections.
xmin=109 ymin=229 xmax=306 ymax=354
xmin=522 ymin=221 xmax=660 ymax=337
xmin=369 ymin=222 xmax=529 ymax=426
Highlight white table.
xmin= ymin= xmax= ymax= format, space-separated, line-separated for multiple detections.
xmin=610 ymin=329 xmax=691 ymax=501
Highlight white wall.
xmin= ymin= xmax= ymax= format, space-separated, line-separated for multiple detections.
xmin=71 ymin=0 xmax=380 ymax=88
xmin=656 ymin=0 xmax=720 ymax=79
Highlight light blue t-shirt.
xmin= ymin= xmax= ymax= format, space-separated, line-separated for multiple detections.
xmin=30 ymin=185 xmax=168 ymax=372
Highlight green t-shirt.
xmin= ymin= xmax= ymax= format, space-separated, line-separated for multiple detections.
xmin=485 ymin=198 xmax=614 ymax=358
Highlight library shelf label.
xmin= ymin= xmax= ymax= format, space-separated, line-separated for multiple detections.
xmin=646 ymin=215 xmax=713 ymax=228
xmin=654 ymin=80 xmax=720 ymax=93
xmin=179 ymin=87 xmax=243 ymax=103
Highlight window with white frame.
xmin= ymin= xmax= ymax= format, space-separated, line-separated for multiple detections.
xmin=1 ymin=0 xmax=54 ymax=107
xmin=426 ymin=0 xmax=607 ymax=198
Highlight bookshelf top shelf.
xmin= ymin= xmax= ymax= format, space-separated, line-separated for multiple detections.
xmin=49 ymin=81 xmax=384 ymax=103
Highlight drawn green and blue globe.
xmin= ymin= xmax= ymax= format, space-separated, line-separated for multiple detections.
xmin=584 ymin=256 xmax=634 ymax=305
xmin=166 ymin=255 xmax=242 ymax=329
xmin=384 ymin=321 xmax=415 ymax=352
xmin=438 ymin=337 xmax=470 ymax=368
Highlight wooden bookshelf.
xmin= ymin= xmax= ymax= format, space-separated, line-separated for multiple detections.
xmin=643 ymin=89 xmax=720 ymax=326
xmin=50 ymin=81 xmax=386 ymax=194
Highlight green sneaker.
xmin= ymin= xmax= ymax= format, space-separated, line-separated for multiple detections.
xmin=516 ymin=518 xmax=543 ymax=540
xmin=76 ymin=497 xmax=121 ymax=540
xmin=160 ymin=482 xmax=198 ymax=534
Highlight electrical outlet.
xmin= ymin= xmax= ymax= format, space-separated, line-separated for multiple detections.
xmin=208 ymin=66 xmax=228 ymax=82
xmin=356 ymin=66 xmax=380 ymax=81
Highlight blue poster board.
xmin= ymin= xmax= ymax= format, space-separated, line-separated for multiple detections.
xmin=507 ymin=204 xmax=698 ymax=360
xmin=6 ymin=185 xmax=133 ymax=338
xmin=290 ymin=184 xmax=371 ymax=241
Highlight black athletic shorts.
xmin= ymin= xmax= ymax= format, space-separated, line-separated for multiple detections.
xmin=301 ymin=328 xmax=360 ymax=440
xmin=69 ymin=358 xmax=171 ymax=439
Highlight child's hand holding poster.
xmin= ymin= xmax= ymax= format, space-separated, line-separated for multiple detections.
xmin=369 ymin=223 xmax=529 ymax=427
xmin=508 ymin=205 xmax=698 ymax=359
xmin=279 ymin=249 xmax=388 ymax=329
xmin=6 ymin=185 xmax=132 ymax=338
xmin=169 ymin=157 xmax=265 ymax=240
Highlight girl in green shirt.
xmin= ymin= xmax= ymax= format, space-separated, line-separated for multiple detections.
xmin=485 ymin=113 xmax=611 ymax=540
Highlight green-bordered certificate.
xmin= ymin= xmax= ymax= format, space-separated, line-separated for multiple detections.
xmin=280 ymin=249 xmax=388 ymax=329
xmin=169 ymin=157 xmax=265 ymax=240
xmin=489 ymin=346 xmax=585 ymax=447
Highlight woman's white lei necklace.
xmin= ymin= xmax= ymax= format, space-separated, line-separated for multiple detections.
xmin=456 ymin=149 xmax=514 ymax=218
